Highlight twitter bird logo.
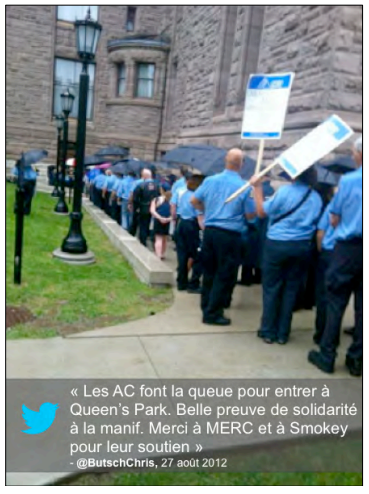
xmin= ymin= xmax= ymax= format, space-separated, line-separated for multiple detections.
xmin=22 ymin=402 xmax=59 ymax=434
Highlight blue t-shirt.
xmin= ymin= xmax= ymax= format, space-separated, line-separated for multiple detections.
xmin=318 ymin=203 xmax=336 ymax=251
xmin=171 ymin=187 xmax=199 ymax=220
xmin=263 ymin=182 xmax=323 ymax=241
xmin=12 ymin=165 xmax=37 ymax=181
xmin=171 ymin=176 xmax=186 ymax=196
xmin=193 ymin=170 xmax=253 ymax=233
xmin=93 ymin=173 xmax=106 ymax=189
xmin=330 ymin=167 xmax=362 ymax=240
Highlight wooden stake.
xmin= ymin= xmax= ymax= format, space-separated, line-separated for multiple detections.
xmin=225 ymin=160 xmax=278 ymax=203
xmin=255 ymin=139 xmax=265 ymax=174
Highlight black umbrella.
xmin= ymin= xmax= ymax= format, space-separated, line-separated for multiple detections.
xmin=84 ymin=155 xmax=111 ymax=167
xmin=163 ymin=144 xmax=226 ymax=174
xmin=319 ymin=155 xmax=356 ymax=175
xmin=95 ymin=146 xmax=129 ymax=157
xmin=114 ymin=158 xmax=155 ymax=175
xmin=315 ymin=165 xmax=340 ymax=186
xmin=20 ymin=149 xmax=48 ymax=167
xmin=111 ymin=162 xmax=129 ymax=175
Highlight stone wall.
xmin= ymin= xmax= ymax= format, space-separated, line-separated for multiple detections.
xmin=6 ymin=5 xmax=171 ymax=161
xmin=159 ymin=5 xmax=362 ymax=159
xmin=6 ymin=5 xmax=362 ymax=162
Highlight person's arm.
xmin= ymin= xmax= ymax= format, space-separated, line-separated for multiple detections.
xmin=329 ymin=182 xmax=345 ymax=227
xmin=197 ymin=214 xmax=205 ymax=230
xmin=191 ymin=196 xmax=204 ymax=211
xmin=150 ymin=198 xmax=161 ymax=220
xmin=252 ymin=184 xmax=267 ymax=218
xmin=316 ymin=230 xmax=324 ymax=252
xmin=330 ymin=214 xmax=340 ymax=228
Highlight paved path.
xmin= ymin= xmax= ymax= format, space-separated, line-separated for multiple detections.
xmin=7 ymin=182 xmax=358 ymax=484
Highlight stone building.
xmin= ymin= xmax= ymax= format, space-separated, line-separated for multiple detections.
xmin=6 ymin=5 xmax=362 ymax=161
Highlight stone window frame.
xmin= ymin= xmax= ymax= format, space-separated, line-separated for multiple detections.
xmin=236 ymin=6 xmax=265 ymax=106
xmin=213 ymin=6 xmax=239 ymax=116
xmin=107 ymin=46 xmax=167 ymax=107
xmin=126 ymin=6 xmax=137 ymax=32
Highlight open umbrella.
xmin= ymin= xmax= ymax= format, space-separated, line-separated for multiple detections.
xmin=21 ymin=149 xmax=48 ymax=167
xmin=95 ymin=146 xmax=129 ymax=158
xmin=111 ymin=162 xmax=129 ymax=175
xmin=114 ymin=158 xmax=155 ymax=175
xmin=94 ymin=162 xmax=112 ymax=170
xmin=163 ymin=144 xmax=226 ymax=174
xmin=319 ymin=155 xmax=356 ymax=175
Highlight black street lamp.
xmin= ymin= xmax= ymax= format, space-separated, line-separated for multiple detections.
xmin=61 ymin=8 xmax=102 ymax=255
xmin=55 ymin=89 xmax=75 ymax=214
xmin=51 ymin=114 xmax=64 ymax=198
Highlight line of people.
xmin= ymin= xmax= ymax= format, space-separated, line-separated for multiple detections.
xmin=87 ymin=137 xmax=362 ymax=377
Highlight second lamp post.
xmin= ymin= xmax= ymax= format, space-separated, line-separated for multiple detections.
xmin=54 ymin=89 xmax=75 ymax=214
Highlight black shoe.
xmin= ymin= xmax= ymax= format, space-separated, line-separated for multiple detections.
xmin=223 ymin=301 xmax=231 ymax=309
xmin=257 ymin=330 xmax=263 ymax=339
xmin=263 ymin=337 xmax=274 ymax=344
xmin=203 ymin=316 xmax=231 ymax=326
xmin=277 ymin=338 xmax=288 ymax=345
xmin=345 ymin=355 xmax=362 ymax=377
xmin=187 ymin=287 xmax=202 ymax=294
xmin=344 ymin=327 xmax=355 ymax=336
xmin=308 ymin=350 xmax=334 ymax=374
xmin=177 ymin=286 xmax=188 ymax=292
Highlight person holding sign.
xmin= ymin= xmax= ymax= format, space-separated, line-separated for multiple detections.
xmin=308 ymin=136 xmax=363 ymax=376
xmin=191 ymin=149 xmax=254 ymax=326
xmin=249 ymin=168 xmax=323 ymax=344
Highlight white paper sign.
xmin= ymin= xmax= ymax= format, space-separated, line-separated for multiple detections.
xmin=277 ymin=114 xmax=354 ymax=179
xmin=241 ymin=72 xmax=294 ymax=140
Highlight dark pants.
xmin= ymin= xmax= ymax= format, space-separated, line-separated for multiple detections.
xmin=23 ymin=180 xmax=36 ymax=215
xmin=138 ymin=212 xmax=152 ymax=246
xmin=314 ymin=249 xmax=332 ymax=343
xmin=260 ymin=239 xmax=312 ymax=341
xmin=111 ymin=199 xmax=121 ymax=224
xmin=201 ymin=227 xmax=242 ymax=321
xmin=104 ymin=192 xmax=112 ymax=217
xmin=176 ymin=219 xmax=202 ymax=290
xmin=130 ymin=209 xmax=139 ymax=237
xmin=320 ymin=239 xmax=363 ymax=362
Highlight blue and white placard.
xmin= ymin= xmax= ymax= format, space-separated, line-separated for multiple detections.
xmin=241 ymin=72 xmax=294 ymax=140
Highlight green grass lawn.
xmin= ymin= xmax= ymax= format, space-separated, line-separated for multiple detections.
xmin=62 ymin=471 xmax=362 ymax=486
xmin=6 ymin=183 xmax=172 ymax=338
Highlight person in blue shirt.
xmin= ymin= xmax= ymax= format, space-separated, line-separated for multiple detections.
xmin=308 ymin=135 xmax=363 ymax=376
xmin=250 ymin=166 xmax=323 ymax=345
xmin=128 ymin=171 xmax=146 ymax=237
xmin=102 ymin=170 xmax=117 ymax=218
xmin=171 ymin=166 xmax=187 ymax=197
xmin=92 ymin=171 xmax=107 ymax=209
xmin=118 ymin=172 xmax=137 ymax=230
xmin=173 ymin=174 xmax=205 ymax=293
xmin=191 ymin=149 xmax=254 ymax=326
xmin=12 ymin=162 xmax=38 ymax=215
xmin=110 ymin=173 xmax=123 ymax=224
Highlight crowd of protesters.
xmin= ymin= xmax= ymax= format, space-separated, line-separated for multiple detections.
xmin=86 ymin=136 xmax=362 ymax=378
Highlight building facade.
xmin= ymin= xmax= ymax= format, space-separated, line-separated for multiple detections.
xmin=6 ymin=5 xmax=362 ymax=161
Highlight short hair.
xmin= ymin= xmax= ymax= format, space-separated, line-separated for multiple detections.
xmin=354 ymin=135 xmax=362 ymax=153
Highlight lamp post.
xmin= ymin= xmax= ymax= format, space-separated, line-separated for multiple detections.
xmin=61 ymin=8 xmax=102 ymax=255
xmin=55 ymin=89 xmax=75 ymax=214
xmin=51 ymin=114 xmax=64 ymax=198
